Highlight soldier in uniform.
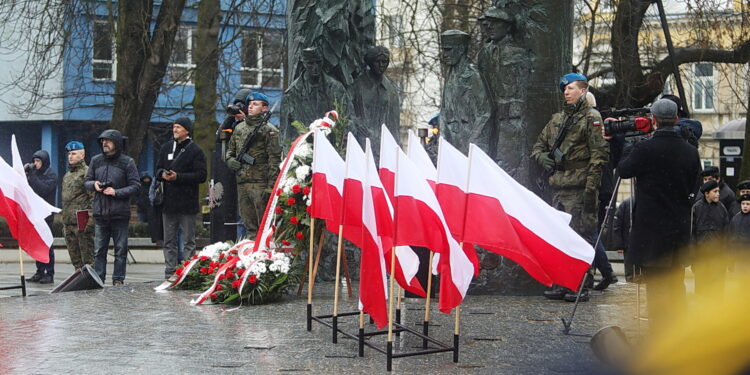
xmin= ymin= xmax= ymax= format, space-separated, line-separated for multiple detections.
xmin=439 ymin=30 xmax=492 ymax=155
xmin=531 ymin=73 xmax=609 ymax=302
xmin=225 ymin=92 xmax=282 ymax=239
xmin=61 ymin=141 xmax=95 ymax=270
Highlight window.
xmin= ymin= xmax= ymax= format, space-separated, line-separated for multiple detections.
xmin=92 ymin=20 xmax=115 ymax=81
xmin=240 ymin=31 xmax=284 ymax=88
xmin=693 ymin=63 xmax=714 ymax=111
xmin=384 ymin=15 xmax=404 ymax=48
xmin=168 ymin=26 xmax=196 ymax=85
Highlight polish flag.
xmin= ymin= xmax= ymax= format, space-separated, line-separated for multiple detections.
xmin=358 ymin=139 xmax=390 ymax=328
xmin=394 ymin=148 xmax=473 ymax=313
xmin=311 ymin=129 xmax=345 ymax=234
xmin=407 ymin=130 xmax=437 ymax=191
xmin=342 ymin=133 xmax=366 ymax=247
xmin=463 ymin=144 xmax=594 ymax=291
xmin=435 ymin=138 xmax=480 ymax=276
xmin=378 ymin=125 xmax=426 ymax=297
xmin=0 ymin=135 xmax=60 ymax=263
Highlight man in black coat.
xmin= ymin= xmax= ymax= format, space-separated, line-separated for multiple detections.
xmin=155 ymin=117 xmax=207 ymax=279
xmin=84 ymin=129 xmax=140 ymax=285
xmin=617 ymin=99 xmax=701 ymax=331
xmin=25 ymin=150 xmax=58 ymax=284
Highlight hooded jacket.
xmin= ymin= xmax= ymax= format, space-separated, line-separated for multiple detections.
xmin=155 ymin=137 xmax=207 ymax=215
xmin=27 ymin=150 xmax=58 ymax=209
xmin=84 ymin=129 xmax=140 ymax=220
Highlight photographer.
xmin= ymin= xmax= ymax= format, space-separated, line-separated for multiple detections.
xmin=25 ymin=150 xmax=58 ymax=284
xmin=225 ymin=92 xmax=282 ymax=239
xmin=84 ymin=129 xmax=140 ymax=285
xmin=155 ymin=117 xmax=207 ymax=279
xmin=617 ymin=99 xmax=701 ymax=331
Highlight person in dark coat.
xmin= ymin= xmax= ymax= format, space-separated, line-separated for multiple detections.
xmin=155 ymin=117 xmax=207 ymax=278
xmin=84 ymin=129 xmax=140 ymax=285
xmin=691 ymin=180 xmax=730 ymax=300
xmin=612 ymin=197 xmax=637 ymax=281
xmin=136 ymin=173 xmax=152 ymax=223
xmin=617 ymin=99 xmax=701 ymax=331
xmin=25 ymin=150 xmax=58 ymax=284
xmin=729 ymin=194 xmax=750 ymax=248
xmin=699 ymin=166 xmax=739 ymax=217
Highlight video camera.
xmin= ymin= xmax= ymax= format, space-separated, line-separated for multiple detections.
xmin=601 ymin=108 xmax=653 ymax=138
xmin=225 ymin=101 xmax=246 ymax=116
xmin=99 ymin=181 xmax=113 ymax=190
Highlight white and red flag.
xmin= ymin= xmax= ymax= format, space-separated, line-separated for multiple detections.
xmin=407 ymin=130 xmax=437 ymax=190
xmin=378 ymin=124 xmax=398 ymax=201
xmin=435 ymin=138 xmax=480 ymax=275
xmin=393 ymin=148 xmax=473 ymax=313
xmin=310 ymin=128 xmax=345 ymax=234
xmin=0 ymin=135 xmax=60 ymax=263
xmin=463 ymin=144 xmax=594 ymax=291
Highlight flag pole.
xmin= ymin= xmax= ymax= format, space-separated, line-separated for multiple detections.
xmin=395 ymin=285 xmax=402 ymax=337
xmin=387 ymin=245 xmax=397 ymax=371
xmin=332 ymin=224 xmax=344 ymax=344
xmin=310 ymin=230 xmax=325 ymax=290
xmin=422 ymin=251 xmax=434 ymax=349
xmin=358 ymin=311 xmax=365 ymax=357
xmin=307 ymin=218 xmax=315 ymax=331
xmin=18 ymin=247 xmax=27 ymax=296
xmin=453 ymin=305 xmax=461 ymax=362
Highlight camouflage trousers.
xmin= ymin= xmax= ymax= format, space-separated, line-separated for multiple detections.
xmin=64 ymin=223 xmax=95 ymax=270
xmin=238 ymin=182 xmax=269 ymax=240
xmin=551 ymin=188 xmax=597 ymax=244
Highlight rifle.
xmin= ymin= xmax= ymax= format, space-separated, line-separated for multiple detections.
xmin=536 ymin=99 xmax=587 ymax=191
xmin=237 ymin=99 xmax=280 ymax=165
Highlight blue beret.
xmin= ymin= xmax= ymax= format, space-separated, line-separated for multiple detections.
xmin=246 ymin=92 xmax=269 ymax=104
xmin=428 ymin=113 xmax=439 ymax=126
xmin=65 ymin=141 xmax=85 ymax=152
xmin=559 ymin=73 xmax=587 ymax=92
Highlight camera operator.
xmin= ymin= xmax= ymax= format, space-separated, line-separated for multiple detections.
xmin=225 ymin=92 xmax=282 ymax=239
xmin=25 ymin=150 xmax=58 ymax=284
xmin=616 ymin=99 xmax=701 ymax=331
xmin=532 ymin=73 xmax=610 ymax=302
xmin=84 ymin=129 xmax=140 ymax=286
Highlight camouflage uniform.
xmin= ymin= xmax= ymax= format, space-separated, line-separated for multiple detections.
xmin=226 ymin=113 xmax=282 ymax=238
xmin=531 ymin=100 xmax=609 ymax=239
xmin=61 ymin=160 xmax=95 ymax=269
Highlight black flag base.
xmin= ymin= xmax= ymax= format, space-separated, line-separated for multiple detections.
xmin=51 ymin=264 xmax=104 ymax=293
xmin=0 ymin=275 xmax=27 ymax=297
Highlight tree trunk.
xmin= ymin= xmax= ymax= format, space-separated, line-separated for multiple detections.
xmin=110 ymin=0 xmax=186 ymax=163
xmin=610 ymin=0 xmax=650 ymax=108
xmin=740 ymin=59 xmax=750 ymax=182
xmin=193 ymin=0 xmax=221 ymax=198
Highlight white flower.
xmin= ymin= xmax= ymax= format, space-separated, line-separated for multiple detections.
xmin=295 ymin=165 xmax=311 ymax=180
xmin=306 ymin=196 xmax=312 ymax=206
xmin=294 ymin=142 xmax=313 ymax=159
xmin=279 ymin=263 xmax=290 ymax=273
xmin=198 ymin=242 xmax=230 ymax=261
xmin=250 ymin=261 xmax=267 ymax=275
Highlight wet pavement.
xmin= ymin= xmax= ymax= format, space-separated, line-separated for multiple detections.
xmin=1 ymin=262 xmax=646 ymax=374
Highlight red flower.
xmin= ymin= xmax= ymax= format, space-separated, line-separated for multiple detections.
xmin=296 ymin=232 xmax=304 ymax=240
xmin=225 ymin=270 xmax=235 ymax=279
xmin=303 ymin=186 xmax=311 ymax=195
xmin=175 ymin=268 xmax=183 ymax=276
xmin=215 ymin=284 xmax=224 ymax=291
xmin=275 ymin=206 xmax=283 ymax=215
xmin=290 ymin=216 xmax=299 ymax=225
xmin=182 ymin=260 xmax=190 ymax=267
xmin=306 ymin=206 xmax=312 ymax=215
xmin=281 ymin=240 xmax=291 ymax=246
xmin=199 ymin=267 xmax=208 ymax=274
xmin=199 ymin=256 xmax=209 ymax=261
xmin=209 ymin=261 xmax=218 ymax=268
xmin=208 ymin=267 xmax=216 ymax=274
xmin=276 ymin=188 xmax=282 ymax=196
xmin=292 ymin=184 xmax=301 ymax=194
xmin=231 ymin=279 xmax=241 ymax=289
xmin=219 ymin=253 xmax=225 ymax=260
xmin=237 ymin=268 xmax=246 ymax=276
xmin=287 ymin=197 xmax=296 ymax=206
xmin=192 ymin=254 xmax=198 ymax=260
xmin=225 ymin=255 xmax=233 ymax=262
xmin=209 ymin=292 xmax=218 ymax=300
xmin=249 ymin=275 xmax=258 ymax=284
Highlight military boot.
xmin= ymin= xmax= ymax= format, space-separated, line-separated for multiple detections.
xmin=564 ymin=288 xmax=590 ymax=302
xmin=27 ymin=273 xmax=44 ymax=282
xmin=543 ymin=285 xmax=569 ymax=300
xmin=593 ymin=275 xmax=619 ymax=291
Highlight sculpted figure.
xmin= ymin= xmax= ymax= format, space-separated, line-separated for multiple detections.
xmin=351 ymin=46 xmax=401 ymax=153
xmin=281 ymin=47 xmax=353 ymax=141
xmin=476 ymin=7 xmax=533 ymax=186
xmin=439 ymin=30 xmax=491 ymax=155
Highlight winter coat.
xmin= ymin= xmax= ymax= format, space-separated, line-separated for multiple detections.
xmin=692 ymin=198 xmax=729 ymax=242
xmin=26 ymin=150 xmax=58 ymax=220
xmin=618 ymin=128 xmax=701 ymax=268
xmin=612 ymin=197 xmax=632 ymax=251
xmin=61 ymin=160 xmax=94 ymax=225
xmin=136 ymin=173 xmax=152 ymax=215
xmin=84 ymin=129 xmax=140 ymax=221
xmin=728 ymin=212 xmax=750 ymax=248
xmin=155 ymin=138 xmax=207 ymax=215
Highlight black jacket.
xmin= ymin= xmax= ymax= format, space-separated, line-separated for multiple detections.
xmin=26 ymin=150 xmax=58 ymax=222
xmin=618 ymin=128 xmax=701 ymax=268
xmin=84 ymin=129 xmax=140 ymax=221
xmin=612 ymin=197 xmax=632 ymax=251
xmin=729 ymin=212 xmax=750 ymax=247
xmin=155 ymin=137 xmax=207 ymax=215
xmin=692 ymin=198 xmax=729 ymax=241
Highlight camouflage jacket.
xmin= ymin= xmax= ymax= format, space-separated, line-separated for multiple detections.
xmin=531 ymin=100 xmax=609 ymax=191
xmin=61 ymin=161 xmax=94 ymax=225
xmin=226 ymin=113 xmax=283 ymax=186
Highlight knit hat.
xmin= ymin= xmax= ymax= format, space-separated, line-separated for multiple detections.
xmin=174 ymin=117 xmax=193 ymax=134
xmin=650 ymin=99 xmax=678 ymax=119
xmin=737 ymin=180 xmax=750 ymax=191
xmin=700 ymin=166 xmax=720 ymax=179
xmin=700 ymin=179 xmax=719 ymax=194
xmin=739 ymin=194 xmax=750 ymax=203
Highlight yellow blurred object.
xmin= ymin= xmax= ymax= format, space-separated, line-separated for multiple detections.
xmin=632 ymin=249 xmax=750 ymax=375
xmin=431 ymin=127 xmax=439 ymax=135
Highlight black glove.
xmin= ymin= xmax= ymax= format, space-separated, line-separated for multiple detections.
xmin=539 ymin=154 xmax=555 ymax=172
